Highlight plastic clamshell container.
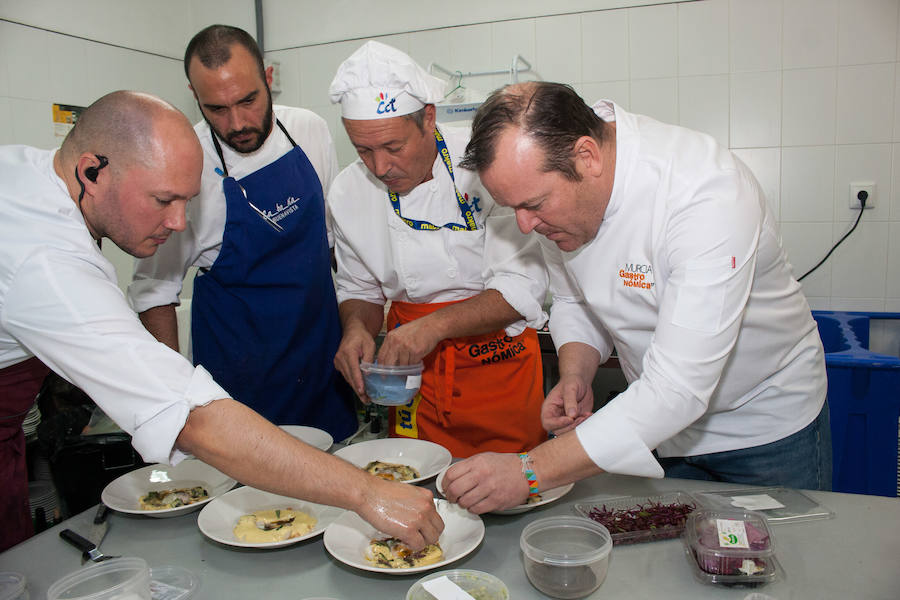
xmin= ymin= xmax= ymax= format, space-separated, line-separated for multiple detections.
xmin=573 ymin=490 xmax=701 ymax=545
xmin=149 ymin=566 xmax=199 ymax=600
xmin=47 ymin=557 xmax=151 ymax=600
xmin=406 ymin=569 xmax=509 ymax=600
xmin=682 ymin=508 xmax=779 ymax=587
xmin=520 ymin=516 xmax=612 ymax=599
xmin=360 ymin=361 xmax=424 ymax=406
xmin=692 ymin=486 xmax=834 ymax=524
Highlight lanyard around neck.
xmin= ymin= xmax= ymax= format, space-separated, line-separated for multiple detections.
xmin=388 ymin=129 xmax=479 ymax=232
xmin=210 ymin=118 xmax=297 ymax=178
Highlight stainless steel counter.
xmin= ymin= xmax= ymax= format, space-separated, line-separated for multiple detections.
xmin=3 ymin=472 xmax=899 ymax=599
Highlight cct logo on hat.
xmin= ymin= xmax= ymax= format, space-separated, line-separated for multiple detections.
xmin=375 ymin=92 xmax=398 ymax=115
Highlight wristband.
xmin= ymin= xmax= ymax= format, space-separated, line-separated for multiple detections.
xmin=518 ymin=452 xmax=540 ymax=499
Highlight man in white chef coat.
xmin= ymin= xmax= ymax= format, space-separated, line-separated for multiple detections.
xmin=327 ymin=41 xmax=550 ymax=459
xmin=129 ymin=25 xmax=357 ymax=441
xmin=0 ymin=90 xmax=441 ymax=552
xmin=442 ymin=82 xmax=831 ymax=513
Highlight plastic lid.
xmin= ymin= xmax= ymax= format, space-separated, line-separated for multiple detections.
xmin=47 ymin=558 xmax=150 ymax=600
xmin=692 ymin=487 xmax=834 ymax=524
xmin=0 ymin=573 xmax=26 ymax=600
xmin=520 ymin=516 xmax=612 ymax=567
xmin=406 ymin=570 xmax=509 ymax=600
xmin=360 ymin=361 xmax=424 ymax=375
xmin=150 ymin=566 xmax=199 ymax=600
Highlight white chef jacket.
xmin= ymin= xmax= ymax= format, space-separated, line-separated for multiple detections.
xmin=328 ymin=125 xmax=547 ymax=334
xmin=128 ymin=105 xmax=340 ymax=312
xmin=548 ymin=102 xmax=826 ymax=478
xmin=0 ymin=145 xmax=230 ymax=464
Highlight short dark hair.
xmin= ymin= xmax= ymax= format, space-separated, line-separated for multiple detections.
xmin=461 ymin=82 xmax=607 ymax=181
xmin=403 ymin=107 xmax=426 ymax=133
xmin=184 ymin=25 xmax=265 ymax=82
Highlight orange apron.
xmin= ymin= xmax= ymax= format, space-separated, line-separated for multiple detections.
xmin=387 ymin=300 xmax=546 ymax=458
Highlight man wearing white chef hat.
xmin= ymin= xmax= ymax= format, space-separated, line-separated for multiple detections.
xmin=442 ymin=81 xmax=832 ymax=513
xmin=0 ymin=90 xmax=442 ymax=552
xmin=328 ymin=41 xmax=549 ymax=458
xmin=129 ymin=25 xmax=357 ymax=442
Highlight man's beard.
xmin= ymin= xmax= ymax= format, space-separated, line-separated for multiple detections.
xmin=204 ymin=88 xmax=274 ymax=154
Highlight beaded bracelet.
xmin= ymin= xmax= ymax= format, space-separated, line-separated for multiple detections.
xmin=518 ymin=452 xmax=540 ymax=499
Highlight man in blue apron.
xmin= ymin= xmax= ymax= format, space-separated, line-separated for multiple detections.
xmin=129 ymin=26 xmax=356 ymax=441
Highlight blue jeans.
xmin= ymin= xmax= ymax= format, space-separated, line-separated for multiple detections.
xmin=658 ymin=401 xmax=833 ymax=490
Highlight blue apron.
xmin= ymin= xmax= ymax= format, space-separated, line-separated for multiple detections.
xmin=191 ymin=121 xmax=356 ymax=440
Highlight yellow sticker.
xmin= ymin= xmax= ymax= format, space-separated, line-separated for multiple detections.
xmin=393 ymin=392 xmax=422 ymax=438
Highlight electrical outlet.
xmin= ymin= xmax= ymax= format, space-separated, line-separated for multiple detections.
xmin=849 ymin=182 xmax=875 ymax=209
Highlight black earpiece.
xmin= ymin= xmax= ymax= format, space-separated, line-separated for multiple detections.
xmin=84 ymin=155 xmax=109 ymax=183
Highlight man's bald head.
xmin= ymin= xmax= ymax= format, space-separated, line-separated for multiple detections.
xmin=60 ymin=90 xmax=197 ymax=174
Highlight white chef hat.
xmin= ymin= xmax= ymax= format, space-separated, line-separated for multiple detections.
xmin=329 ymin=41 xmax=446 ymax=120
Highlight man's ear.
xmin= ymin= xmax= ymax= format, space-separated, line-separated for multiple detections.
xmin=265 ymin=65 xmax=274 ymax=88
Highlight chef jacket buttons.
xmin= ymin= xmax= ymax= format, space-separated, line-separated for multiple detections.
xmin=447 ymin=268 xmax=458 ymax=278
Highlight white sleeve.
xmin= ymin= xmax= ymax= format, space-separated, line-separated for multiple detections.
xmin=304 ymin=115 xmax=341 ymax=249
xmin=542 ymin=238 xmax=614 ymax=359
xmin=329 ymin=181 xmax=386 ymax=307
xmin=4 ymin=250 xmax=229 ymax=464
xmin=576 ymin=172 xmax=762 ymax=478
xmin=128 ymin=218 xmax=202 ymax=312
xmin=481 ymin=207 xmax=548 ymax=335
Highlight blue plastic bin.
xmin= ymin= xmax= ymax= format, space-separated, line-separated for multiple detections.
xmin=812 ymin=311 xmax=900 ymax=497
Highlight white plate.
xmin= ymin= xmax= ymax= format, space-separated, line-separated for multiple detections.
xmin=197 ymin=485 xmax=344 ymax=548
xmin=101 ymin=459 xmax=236 ymax=518
xmin=333 ymin=438 xmax=451 ymax=484
xmin=436 ymin=467 xmax=575 ymax=515
xmin=279 ymin=425 xmax=334 ymax=451
xmin=323 ymin=499 xmax=483 ymax=575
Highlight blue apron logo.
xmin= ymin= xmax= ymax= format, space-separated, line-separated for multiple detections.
xmin=375 ymin=92 xmax=397 ymax=115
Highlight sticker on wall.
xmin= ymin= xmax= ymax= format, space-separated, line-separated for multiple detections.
xmin=52 ymin=103 xmax=86 ymax=138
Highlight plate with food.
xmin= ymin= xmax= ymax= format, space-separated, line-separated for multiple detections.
xmin=197 ymin=485 xmax=344 ymax=548
xmin=323 ymin=499 xmax=483 ymax=575
xmin=101 ymin=459 xmax=236 ymax=518
xmin=435 ymin=467 xmax=575 ymax=515
xmin=333 ymin=438 xmax=451 ymax=484
xmin=279 ymin=425 xmax=334 ymax=451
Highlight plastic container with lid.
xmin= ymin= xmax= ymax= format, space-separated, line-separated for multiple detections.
xmin=0 ymin=572 xmax=28 ymax=600
xmin=360 ymin=362 xmax=423 ymax=406
xmin=683 ymin=508 xmax=780 ymax=587
xmin=47 ymin=557 xmax=151 ymax=600
xmin=520 ymin=516 xmax=612 ymax=599
xmin=573 ymin=490 xmax=701 ymax=545
xmin=406 ymin=569 xmax=509 ymax=600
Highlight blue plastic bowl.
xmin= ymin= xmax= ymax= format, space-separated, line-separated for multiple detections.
xmin=360 ymin=362 xmax=424 ymax=406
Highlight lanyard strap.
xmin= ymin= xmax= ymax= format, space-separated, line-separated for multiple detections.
xmin=388 ymin=129 xmax=479 ymax=232
xmin=211 ymin=118 xmax=297 ymax=177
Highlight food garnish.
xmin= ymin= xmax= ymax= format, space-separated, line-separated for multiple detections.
xmin=586 ymin=498 xmax=697 ymax=544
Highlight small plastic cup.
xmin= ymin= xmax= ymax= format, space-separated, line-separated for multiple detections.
xmin=520 ymin=516 xmax=612 ymax=599
xmin=406 ymin=569 xmax=509 ymax=600
xmin=47 ymin=557 xmax=151 ymax=600
xmin=360 ymin=362 xmax=423 ymax=406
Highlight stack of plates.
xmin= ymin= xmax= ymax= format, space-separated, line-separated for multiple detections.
xmin=21 ymin=403 xmax=41 ymax=441
xmin=28 ymin=480 xmax=61 ymax=526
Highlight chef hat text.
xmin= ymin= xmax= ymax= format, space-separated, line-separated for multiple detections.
xmin=329 ymin=40 xmax=446 ymax=120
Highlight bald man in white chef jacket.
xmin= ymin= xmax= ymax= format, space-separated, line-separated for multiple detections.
xmin=442 ymin=82 xmax=831 ymax=513
xmin=328 ymin=42 xmax=549 ymax=458
xmin=0 ymin=90 xmax=441 ymax=552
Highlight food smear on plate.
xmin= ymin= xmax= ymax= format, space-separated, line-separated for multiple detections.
xmin=525 ymin=494 xmax=543 ymax=505
xmin=366 ymin=537 xmax=443 ymax=568
xmin=365 ymin=460 xmax=420 ymax=481
xmin=232 ymin=508 xmax=317 ymax=543
xmin=586 ymin=498 xmax=696 ymax=544
xmin=139 ymin=486 xmax=209 ymax=510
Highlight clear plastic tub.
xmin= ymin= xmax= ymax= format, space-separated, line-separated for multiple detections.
xmin=47 ymin=557 xmax=151 ymax=600
xmin=406 ymin=569 xmax=509 ymax=600
xmin=683 ymin=508 xmax=780 ymax=587
xmin=520 ymin=516 xmax=612 ymax=599
xmin=573 ymin=490 xmax=700 ymax=545
xmin=360 ymin=362 xmax=423 ymax=406
xmin=0 ymin=573 xmax=28 ymax=600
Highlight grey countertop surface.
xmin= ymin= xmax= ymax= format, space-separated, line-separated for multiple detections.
xmin=4 ymin=466 xmax=899 ymax=600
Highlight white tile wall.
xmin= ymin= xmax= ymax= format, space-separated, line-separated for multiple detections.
xmin=5 ymin=0 xmax=900 ymax=311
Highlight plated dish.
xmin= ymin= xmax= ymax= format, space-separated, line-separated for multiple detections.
xmin=435 ymin=468 xmax=575 ymax=515
xmin=197 ymin=485 xmax=343 ymax=548
xmin=333 ymin=438 xmax=451 ymax=485
xmin=323 ymin=499 xmax=484 ymax=575
xmin=101 ymin=459 xmax=236 ymax=518
xmin=279 ymin=425 xmax=334 ymax=451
